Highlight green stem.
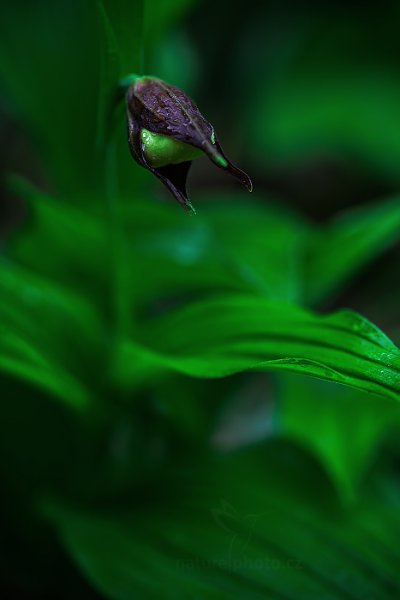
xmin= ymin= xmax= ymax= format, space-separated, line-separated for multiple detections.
xmin=105 ymin=140 xmax=127 ymax=342
xmin=97 ymin=0 xmax=145 ymax=392
xmin=100 ymin=0 xmax=147 ymax=385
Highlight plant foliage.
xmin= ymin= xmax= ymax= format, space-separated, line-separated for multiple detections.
xmin=0 ymin=0 xmax=399 ymax=598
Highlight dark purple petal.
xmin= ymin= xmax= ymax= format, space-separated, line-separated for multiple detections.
xmin=127 ymin=114 xmax=194 ymax=212
xmin=153 ymin=161 xmax=194 ymax=213
xmin=127 ymin=78 xmax=213 ymax=148
xmin=206 ymin=135 xmax=253 ymax=192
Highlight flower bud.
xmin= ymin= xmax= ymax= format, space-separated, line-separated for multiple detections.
xmin=125 ymin=75 xmax=252 ymax=212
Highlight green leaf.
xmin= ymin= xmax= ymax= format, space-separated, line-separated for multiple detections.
xmin=99 ymin=0 xmax=144 ymax=77
xmin=42 ymin=443 xmax=400 ymax=599
xmin=305 ymin=197 xmax=400 ymax=305
xmin=125 ymin=195 xmax=307 ymax=306
xmin=9 ymin=183 xmax=307 ymax=307
xmin=116 ymin=295 xmax=400 ymax=401
xmin=0 ymin=327 xmax=91 ymax=411
xmin=10 ymin=180 xmax=400 ymax=314
xmin=0 ymin=258 xmax=104 ymax=410
xmin=278 ymin=375 xmax=400 ymax=503
xmin=8 ymin=179 xmax=109 ymax=300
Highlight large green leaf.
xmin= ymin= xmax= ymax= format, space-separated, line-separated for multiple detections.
xmin=116 ymin=295 xmax=400 ymax=401
xmin=278 ymin=375 xmax=400 ymax=503
xmin=43 ymin=443 xmax=400 ymax=599
xmin=5 ymin=182 xmax=400 ymax=411
xmin=10 ymin=181 xmax=400 ymax=314
xmin=9 ymin=183 xmax=307 ymax=306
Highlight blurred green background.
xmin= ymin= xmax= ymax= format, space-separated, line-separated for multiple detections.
xmin=1 ymin=1 xmax=400 ymax=598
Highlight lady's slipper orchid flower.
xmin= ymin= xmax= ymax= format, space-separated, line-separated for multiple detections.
xmin=125 ymin=75 xmax=252 ymax=212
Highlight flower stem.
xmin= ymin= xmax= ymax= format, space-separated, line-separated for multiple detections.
xmin=101 ymin=0 xmax=147 ymax=380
